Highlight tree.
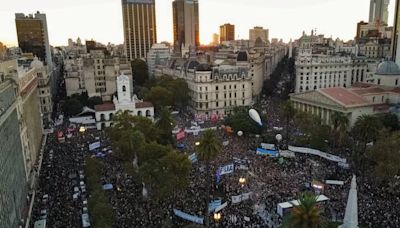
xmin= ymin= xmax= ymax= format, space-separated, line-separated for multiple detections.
xmin=224 ymin=107 xmax=262 ymax=135
xmin=106 ymin=111 xmax=145 ymax=162
xmin=351 ymin=115 xmax=383 ymax=169
xmin=62 ymin=98 xmax=83 ymax=116
xmin=283 ymin=192 xmax=324 ymax=228
xmin=281 ymin=100 xmax=296 ymax=145
xmin=145 ymin=86 xmax=174 ymax=111
xmin=376 ymin=113 xmax=399 ymax=131
xmin=330 ymin=112 xmax=349 ymax=149
xmin=87 ymin=96 xmax=103 ymax=109
xmin=139 ymin=145 xmax=191 ymax=199
xmin=197 ymin=130 xmax=222 ymax=227
xmin=368 ymin=132 xmax=400 ymax=184
xmin=131 ymin=59 xmax=149 ymax=86
xmin=131 ymin=116 xmax=160 ymax=142
xmin=156 ymin=107 xmax=175 ymax=145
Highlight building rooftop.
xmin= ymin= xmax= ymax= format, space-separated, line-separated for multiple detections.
xmin=320 ymin=87 xmax=369 ymax=107
xmin=95 ymin=103 xmax=115 ymax=112
xmin=135 ymin=101 xmax=153 ymax=109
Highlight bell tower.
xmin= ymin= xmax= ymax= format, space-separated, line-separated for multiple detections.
xmin=116 ymin=73 xmax=131 ymax=104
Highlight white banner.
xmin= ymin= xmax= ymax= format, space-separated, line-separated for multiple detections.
xmin=215 ymin=202 xmax=228 ymax=212
xmin=219 ymin=164 xmax=234 ymax=175
xmin=288 ymin=146 xmax=347 ymax=163
xmin=231 ymin=192 xmax=253 ymax=204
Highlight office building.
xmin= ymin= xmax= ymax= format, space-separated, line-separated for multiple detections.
xmin=369 ymin=0 xmax=390 ymax=25
xmin=0 ymin=76 xmax=27 ymax=228
xmin=249 ymin=26 xmax=269 ymax=43
xmin=147 ymin=43 xmax=172 ymax=78
xmin=392 ymin=0 xmax=400 ymax=64
xmin=15 ymin=12 xmax=52 ymax=69
xmin=122 ymin=0 xmax=157 ymax=59
xmin=173 ymin=0 xmax=200 ymax=51
xmin=220 ymin=23 xmax=235 ymax=43
xmin=212 ymin=33 xmax=219 ymax=46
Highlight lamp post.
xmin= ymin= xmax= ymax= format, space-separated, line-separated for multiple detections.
xmin=239 ymin=177 xmax=246 ymax=187
xmin=213 ymin=212 xmax=222 ymax=226
xmin=195 ymin=141 xmax=200 ymax=146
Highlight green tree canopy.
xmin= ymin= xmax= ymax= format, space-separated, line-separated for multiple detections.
xmin=87 ymin=96 xmax=103 ymax=109
xmin=224 ymin=107 xmax=262 ymax=135
xmin=145 ymin=86 xmax=174 ymax=111
xmin=132 ymin=59 xmax=149 ymax=86
xmin=156 ymin=107 xmax=175 ymax=145
xmin=368 ymin=132 xmax=400 ymax=184
xmin=62 ymin=98 xmax=83 ymax=116
xmin=376 ymin=113 xmax=399 ymax=131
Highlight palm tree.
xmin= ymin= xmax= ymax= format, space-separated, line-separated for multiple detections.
xmin=284 ymin=192 xmax=323 ymax=228
xmin=351 ymin=114 xmax=383 ymax=169
xmin=156 ymin=107 xmax=175 ymax=145
xmin=330 ymin=112 xmax=349 ymax=150
xmin=197 ymin=130 xmax=222 ymax=227
xmin=281 ymin=101 xmax=296 ymax=145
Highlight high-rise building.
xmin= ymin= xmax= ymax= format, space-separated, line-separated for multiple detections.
xmin=392 ymin=0 xmax=400 ymax=63
xmin=369 ymin=0 xmax=390 ymax=25
xmin=220 ymin=23 xmax=235 ymax=43
xmin=15 ymin=12 xmax=52 ymax=69
xmin=212 ymin=33 xmax=219 ymax=45
xmin=172 ymin=0 xmax=200 ymax=51
xmin=122 ymin=0 xmax=157 ymax=60
xmin=249 ymin=26 xmax=269 ymax=43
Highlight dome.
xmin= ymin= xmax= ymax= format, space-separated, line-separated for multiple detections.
xmin=196 ymin=63 xmax=212 ymax=71
xmin=376 ymin=61 xmax=400 ymax=75
xmin=30 ymin=57 xmax=44 ymax=69
xmin=237 ymin=51 xmax=249 ymax=62
xmin=187 ymin=60 xmax=200 ymax=70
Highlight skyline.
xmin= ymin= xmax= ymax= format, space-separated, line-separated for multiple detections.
xmin=0 ymin=0 xmax=396 ymax=47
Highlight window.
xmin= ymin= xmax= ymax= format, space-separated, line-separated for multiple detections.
xmin=138 ymin=111 xmax=142 ymax=116
xmin=242 ymin=84 xmax=245 ymax=89
xmin=122 ymin=85 xmax=126 ymax=92
xmin=216 ymin=94 xmax=218 ymax=99
xmin=378 ymin=79 xmax=381 ymax=85
xmin=396 ymin=79 xmax=399 ymax=86
xmin=216 ymin=86 xmax=219 ymax=91
xmin=372 ymin=97 xmax=375 ymax=102
xmin=216 ymin=102 xmax=219 ymax=107
xmin=234 ymin=85 xmax=236 ymax=89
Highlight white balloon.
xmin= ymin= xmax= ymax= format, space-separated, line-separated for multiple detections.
xmin=276 ymin=134 xmax=283 ymax=142
xmin=249 ymin=109 xmax=263 ymax=126
xmin=237 ymin=131 xmax=243 ymax=136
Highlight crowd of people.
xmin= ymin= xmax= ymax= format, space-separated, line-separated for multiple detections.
xmin=29 ymin=99 xmax=400 ymax=228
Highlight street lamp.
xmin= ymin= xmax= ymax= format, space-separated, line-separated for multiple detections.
xmin=79 ymin=126 xmax=86 ymax=133
xmin=213 ymin=212 xmax=222 ymax=221
xmin=195 ymin=142 xmax=200 ymax=146
xmin=239 ymin=177 xmax=246 ymax=187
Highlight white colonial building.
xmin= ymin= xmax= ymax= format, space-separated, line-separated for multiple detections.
xmin=94 ymin=73 xmax=154 ymax=130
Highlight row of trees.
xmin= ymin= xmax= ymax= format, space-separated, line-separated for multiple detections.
xmin=106 ymin=109 xmax=191 ymax=199
xmin=138 ymin=75 xmax=191 ymax=112
xmin=85 ymin=158 xmax=115 ymax=228
xmin=280 ymin=101 xmax=400 ymax=186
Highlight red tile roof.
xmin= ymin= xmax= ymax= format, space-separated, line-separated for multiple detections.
xmin=135 ymin=101 xmax=153 ymax=109
xmin=351 ymin=87 xmax=386 ymax=95
xmin=320 ymin=87 xmax=369 ymax=107
xmin=94 ymin=103 xmax=115 ymax=112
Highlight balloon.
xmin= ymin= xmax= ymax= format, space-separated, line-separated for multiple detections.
xmin=237 ymin=131 xmax=243 ymax=136
xmin=276 ymin=134 xmax=283 ymax=142
xmin=249 ymin=109 xmax=262 ymax=126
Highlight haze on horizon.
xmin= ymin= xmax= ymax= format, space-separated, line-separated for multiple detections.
xmin=0 ymin=0 xmax=395 ymax=47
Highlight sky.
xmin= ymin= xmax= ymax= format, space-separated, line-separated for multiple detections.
xmin=0 ymin=0 xmax=396 ymax=47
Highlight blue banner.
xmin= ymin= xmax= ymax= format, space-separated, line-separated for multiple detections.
xmin=173 ymin=209 xmax=204 ymax=224
xmin=256 ymin=148 xmax=278 ymax=157
xmin=208 ymin=199 xmax=222 ymax=213
xmin=89 ymin=141 xmax=101 ymax=151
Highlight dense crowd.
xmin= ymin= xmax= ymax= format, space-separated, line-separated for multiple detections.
xmin=29 ymin=99 xmax=400 ymax=228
